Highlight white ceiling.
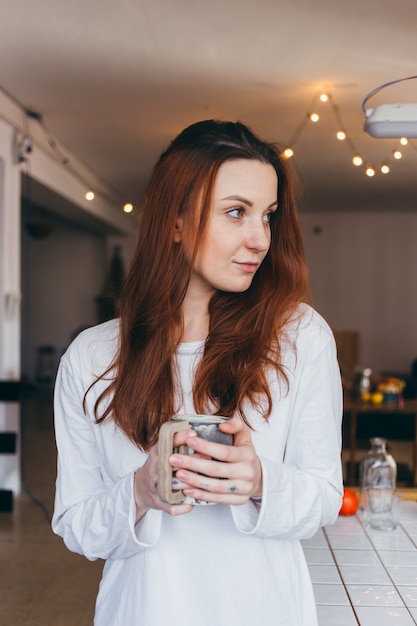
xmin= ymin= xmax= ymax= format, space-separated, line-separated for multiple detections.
xmin=1 ymin=0 xmax=416 ymax=214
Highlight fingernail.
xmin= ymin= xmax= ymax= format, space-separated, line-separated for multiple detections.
xmin=169 ymin=454 xmax=183 ymax=466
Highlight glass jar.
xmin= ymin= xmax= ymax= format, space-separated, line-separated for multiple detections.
xmin=359 ymin=437 xmax=397 ymax=492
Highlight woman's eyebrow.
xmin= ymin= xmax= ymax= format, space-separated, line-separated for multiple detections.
xmin=220 ymin=194 xmax=278 ymax=209
xmin=220 ymin=194 xmax=252 ymax=204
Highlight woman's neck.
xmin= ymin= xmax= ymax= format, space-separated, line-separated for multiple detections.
xmin=181 ymin=290 xmax=211 ymax=343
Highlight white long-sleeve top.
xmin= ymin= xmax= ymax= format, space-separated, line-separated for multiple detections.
xmin=52 ymin=304 xmax=343 ymax=626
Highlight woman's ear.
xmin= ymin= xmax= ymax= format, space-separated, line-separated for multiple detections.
xmin=174 ymin=216 xmax=183 ymax=243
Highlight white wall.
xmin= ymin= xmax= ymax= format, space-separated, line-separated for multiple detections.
xmin=22 ymin=215 xmax=108 ymax=382
xmin=301 ymin=211 xmax=417 ymax=375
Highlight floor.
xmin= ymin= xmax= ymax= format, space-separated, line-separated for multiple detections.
xmin=0 ymin=389 xmax=103 ymax=626
xmin=1 ymin=389 xmax=417 ymax=625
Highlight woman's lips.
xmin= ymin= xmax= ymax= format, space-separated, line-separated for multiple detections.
xmin=235 ymin=262 xmax=260 ymax=273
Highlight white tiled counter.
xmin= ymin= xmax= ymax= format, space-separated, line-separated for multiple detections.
xmin=302 ymin=500 xmax=417 ymax=625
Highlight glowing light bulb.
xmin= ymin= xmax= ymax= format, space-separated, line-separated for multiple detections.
xmin=400 ymin=137 xmax=408 ymax=145
xmin=282 ymin=147 xmax=294 ymax=159
xmin=320 ymin=93 xmax=329 ymax=102
xmin=123 ymin=203 xmax=134 ymax=214
xmin=352 ymin=155 xmax=363 ymax=167
xmin=393 ymin=150 xmax=402 ymax=160
xmin=366 ymin=166 xmax=375 ymax=177
xmin=85 ymin=191 xmax=95 ymax=201
xmin=309 ymin=112 xmax=319 ymax=123
xmin=380 ymin=164 xmax=390 ymax=174
xmin=336 ymin=130 xmax=346 ymax=141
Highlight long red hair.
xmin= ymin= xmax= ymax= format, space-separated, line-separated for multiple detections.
xmin=90 ymin=120 xmax=310 ymax=449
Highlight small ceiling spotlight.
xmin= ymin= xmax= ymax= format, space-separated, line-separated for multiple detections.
xmin=393 ymin=150 xmax=402 ymax=160
xmin=352 ymin=155 xmax=363 ymax=167
xmin=380 ymin=163 xmax=390 ymax=174
xmin=336 ymin=130 xmax=346 ymax=141
xmin=85 ymin=191 xmax=95 ymax=201
xmin=319 ymin=93 xmax=329 ymax=102
xmin=123 ymin=203 xmax=134 ymax=214
xmin=308 ymin=112 xmax=319 ymax=123
xmin=366 ymin=165 xmax=376 ymax=177
xmin=400 ymin=137 xmax=409 ymax=145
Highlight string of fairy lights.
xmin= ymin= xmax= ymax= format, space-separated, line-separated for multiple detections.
xmin=84 ymin=189 xmax=134 ymax=214
xmin=280 ymin=90 xmax=416 ymax=178
xmin=4 ymin=79 xmax=416 ymax=212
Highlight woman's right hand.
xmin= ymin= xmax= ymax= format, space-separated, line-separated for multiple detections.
xmin=133 ymin=428 xmax=196 ymax=523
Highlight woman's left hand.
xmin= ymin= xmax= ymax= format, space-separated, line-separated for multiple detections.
xmin=168 ymin=416 xmax=263 ymax=505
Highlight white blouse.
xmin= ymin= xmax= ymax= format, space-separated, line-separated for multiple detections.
xmin=52 ymin=303 xmax=343 ymax=626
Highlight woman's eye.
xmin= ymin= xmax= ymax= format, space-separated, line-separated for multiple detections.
xmin=264 ymin=211 xmax=274 ymax=223
xmin=227 ymin=208 xmax=244 ymax=219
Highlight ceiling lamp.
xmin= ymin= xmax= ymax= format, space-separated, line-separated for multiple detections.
xmin=380 ymin=164 xmax=390 ymax=174
xmin=85 ymin=191 xmax=95 ymax=201
xmin=366 ymin=165 xmax=376 ymax=177
xmin=336 ymin=130 xmax=346 ymax=141
xmin=365 ymin=104 xmax=417 ymax=138
xmin=352 ymin=155 xmax=363 ymax=167
xmin=393 ymin=150 xmax=402 ymax=160
xmin=123 ymin=203 xmax=134 ymax=214
xmin=308 ymin=112 xmax=319 ymax=123
xmin=362 ymin=75 xmax=417 ymax=138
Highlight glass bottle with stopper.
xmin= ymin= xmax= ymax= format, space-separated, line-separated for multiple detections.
xmin=360 ymin=437 xmax=397 ymax=492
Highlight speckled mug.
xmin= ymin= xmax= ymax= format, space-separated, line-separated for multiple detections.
xmin=157 ymin=414 xmax=233 ymax=505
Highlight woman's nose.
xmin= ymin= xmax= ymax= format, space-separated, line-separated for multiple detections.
xmin=245 ymin=219 xmax=270 ymax=251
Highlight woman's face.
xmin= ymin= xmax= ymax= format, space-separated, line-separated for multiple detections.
xmin=184 ymin=159 xmax=278 ymax=298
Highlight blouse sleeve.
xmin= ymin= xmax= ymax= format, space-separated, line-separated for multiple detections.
xmin=51 ymin=348 xmax=163 ymax=561
xmin=231 ymin=321 xmax=343 ymax=539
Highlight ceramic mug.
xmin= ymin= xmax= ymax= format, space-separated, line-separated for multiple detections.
xmin=157 ymin=414 xmax=233 ymax=505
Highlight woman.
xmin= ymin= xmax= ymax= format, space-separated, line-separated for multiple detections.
xmin=52 ymin=119 xmax=343 ymax=626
